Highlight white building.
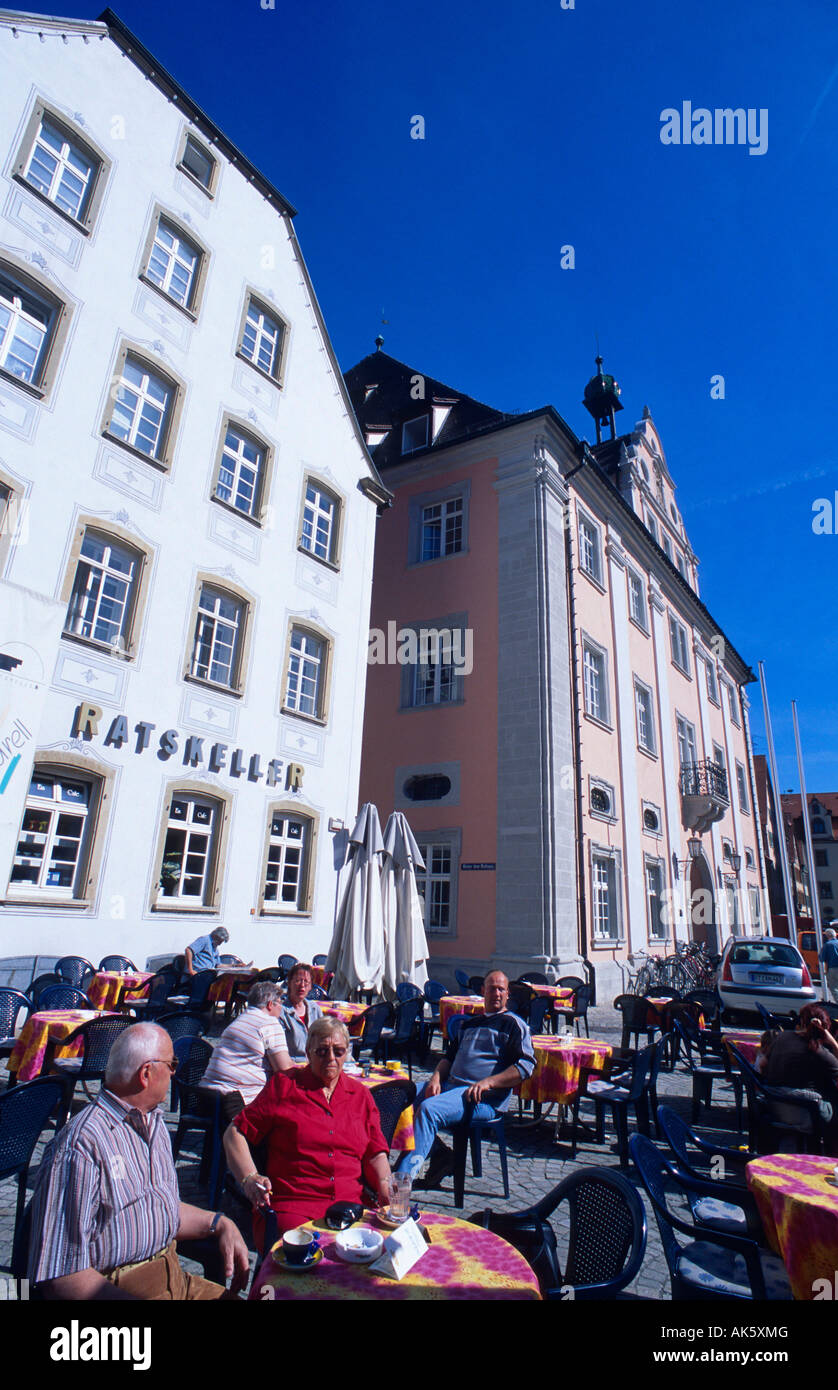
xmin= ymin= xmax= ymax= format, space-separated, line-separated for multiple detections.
xmin=0 ymin=9 xmax=388 ymax=973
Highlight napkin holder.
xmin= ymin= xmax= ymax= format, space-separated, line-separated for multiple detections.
xmin=368 ymin=1217 xmax=428 ymax=1280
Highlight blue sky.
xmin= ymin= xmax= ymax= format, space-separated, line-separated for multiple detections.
xmin=31 ymin=0 xmax=838 ymax=790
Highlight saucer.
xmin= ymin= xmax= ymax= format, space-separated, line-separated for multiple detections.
xmin=270 ymin=1244 xmax=323 ymax=1272
xmin=376 ymin=1206 xmax=420 ymax=1228
xmin=826 ymin=1176 xmax=838 ymax=1188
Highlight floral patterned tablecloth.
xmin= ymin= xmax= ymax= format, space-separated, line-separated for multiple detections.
xmin=321 ymin=1000 xmax=368 ymax=1037
xmin=7 ymin=1009 xmax=120 ymax=1082
xmin=248 ymin=1210 xmax=541 ymax=1301
xmin=518 ymin=1035 xmax=612 ymax=1105
xmin=87 ymin=971 xmax=153 ymax=1011
xmin=747 ymin=1154 xmax=838 ymax=1299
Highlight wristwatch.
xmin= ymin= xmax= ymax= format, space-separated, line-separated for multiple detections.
xmin=209 ymin=1210 xmax=224 ymax=1235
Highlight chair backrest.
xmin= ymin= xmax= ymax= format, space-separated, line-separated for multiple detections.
xmin=626 ymin=1044 xmax=655 ymax=1101
xmin=187 ymin=970 xmax=217 ymax=1007
xmin=28 ymin=973 xmax=62 ymax=1008
xmin=628 ymin=1133 xmax=685 ymax=1282
xmin=528 ymin=997 xmax=552 ymax=1033
xmin=467 ymin=975 xmax=485 ymax=994
xmin=683 ymin=988 xmax=720 ymax=1015
xmin=219 ymin=954 xmax=243 ymax=966
xmin=277 ymin=954 xmax=298 ymax=972
xmin=423 ymin=981 xmax=448 ymax=1005
xmin=173 ymin=1036 xmax=214 ymax=1109
xmin=454 ymin=969 xmax=471 ymax=991
xmin=559 ymin=976 xmax=585 ymax=991
xmin=446 ymin=1013 xmax=465 ymax=1045
xmin=572 ymin=984 xmax=592 ymax=1014
xmin=649 ymin=988 xmax=681 ymax=1001
xmin=517 ymin=971 xmax=549 ymax=986
xmin=307 ymin=985 xmax=329 ymax=1001
xmin=391 ymin=997 xmax=424 ymax=1043
xmin=37 ymin=984 xmax=91 ymax=1012
xmin=396 ymin=982 xmax=424 ymax=1002
xmin=156 ymin=1011 xmax=206 ymax=1043
xmin=0 ymin=1077 xmax=65 ymax=1183
xmin=556 ymin=1166 xmax=647 ymax=1298
xmin=613 ymin=994 xmax=650 ymax=1030
xmin=647 ymin=1038 xmax=668 ymax=1087
xmin=312 ymin=954 xmax=328 ymax=967
xmin=507 ymin=983 xmax=533 ymax=1021
xmin=68 ymin=1015 xmax=133 ymax=1077
xmin=145 ymin=970 xmax=179 ymax=1009
xmin=656 ymin=1104 xmax=705 ymax=1178
xmin=0 ymin=987 xmax=32 ymax=1039
xmin=356 ymin=1002 xmax=393 ymax=1050
xmin=370 ymin=1078 xmax=417 ymax=1149
xmin=55 ymin=956 xmax=95 ymax=987
xmin=253 ymin=967 xmax=282 ymax=983
xmin=98 ymin=955 xmax=137 ymax=973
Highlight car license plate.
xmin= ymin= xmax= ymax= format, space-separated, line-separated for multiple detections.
xmin=750 ymin=972 xmax=777 ymax=985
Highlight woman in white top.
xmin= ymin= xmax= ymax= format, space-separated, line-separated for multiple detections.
xmin=198 ymin=980 xmax=288 ymax=1124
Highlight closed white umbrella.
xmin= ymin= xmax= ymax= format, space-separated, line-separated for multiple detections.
xmin=381 ymin=811 xmax=429 ymax=1000
xmin=326 ymin=804 xmax=387 ymax=998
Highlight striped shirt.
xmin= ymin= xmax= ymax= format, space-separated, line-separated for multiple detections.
xmin=28 ymin=1089 xmax=180 ymax=1284
xmin=199 ymin=1005 xmax=288 ymax=1103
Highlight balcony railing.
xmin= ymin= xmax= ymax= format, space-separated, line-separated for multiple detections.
xmin=679 ymin=760 xmax=730 ymax=803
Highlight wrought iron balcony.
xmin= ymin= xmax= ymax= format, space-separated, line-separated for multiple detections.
xmin=679 ymin=760 xmax=729 ymax=833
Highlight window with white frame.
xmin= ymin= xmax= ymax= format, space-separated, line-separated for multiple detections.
xmin=214 ymin=424 xmax=265 ymax=519
xmin=713 ymin=742 xmax=726 ymax=772
xmin=421 ymin=496 xmax=463 ymax=561
xmin=628 ymin=569 xmax=647 ymax=630
xmin=591 ymin=851 xmax=620 ymax=940
xmin=706 ymin=660 xmax=719 ymax=704
xmin=578 ymin=513 xmax=603 ymax=584
xmin=669 ymin=615 xmax=690 ymax=674
xmin=300 ymin=481 xmax=338 ymax=563
xmin=107 ymin=355 xmax=174 ymax=461
xmin=239 ymin=297 xmax=284 ymax=380
xmin=582 ymin=640 xmax=608 ymax=723
xmin=646 ymin=859 xmax=666 ymax=940
xmin=726 ymin=681 xmax=740 ymax=727
xmin=676 ymin=715 xmax=698 ymax=770
xmin=402 ymin=416 xmax=429 ymax=455
xmin=0 ymin=270 xmax=57 ymax=388
xmin=178 ymin=134 xmax=216 ymax=193
xmin=263 ymin=812 xmax=309 ymax=910
xmin=676 ymin=553 xmax=687 ymax=580
xmin=745 ymin=848 xmax=756 ymax=869
xmin=589 ymin=779 xmax=616 ymax=820
xmin=9 ymin=771 xmax=93 ymax=897
xmin=646 ymin=512 xmax=659 ymax=543
xmin=144 ymin=217 xmax=200 ymax=310
xmin=284 ymin=628 xmax=326 ymax=719
xmin=634 ymin=679 xmax=656 ymax=753
xmin=749 ymin=886 xmax=761 ymax=929
xmin=190 ymin=585 xmax=244 ymax=689
xmin=415 ymin=841 xmax=454 ymax=933
xmin=64 ymin=529 xmax=139 ymax=651
xmin=22 ymin=115 xmax=96 ymax=222
xmin=736 ymin=761 xmax=750 ymax=814
xmin=157 ymin=793 xmax=218 ymax=903
xmin=663 ymin=535 xmax=673 ymax=562
xmin=411 ymin=649 xmax=457 ymax=706
xmin=643 ymin=802 xmax=662 ymax=835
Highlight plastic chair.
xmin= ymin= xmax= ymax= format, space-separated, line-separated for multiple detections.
xmin=351 ymin=1002 xmax=394 ymax=1064
xmin=573 ymin=1043 xmax=655 ymax=1166
xmin=467 ymin=976 xmax=485 ymax=994
xmin=528 ymin=996 xmax=552 ymax=1034
xmin=312 ymin=954 xmax=328 ymax=967
xmin=27 ymin=974 xmax=63 ymax=1008
xmin=307 ymin=984 xmax=329 ymax=1001
xmin=98 ymin=955 xmax=137 ymax=972
xmin=50 ymin=1014 xmax=134 ymax=1128
xmin=674 ymin=1019 xmax=741 ymax=1122
xmin=656 ymin=1105 xmax=765 ymax=1241
xmin=369 ymin=1077 xmax=417 ymax=1150
xmin=728 ymin=1043 xmax=827 ymax=1155
xmin=613 ymin=994 xmax=654 ymax=1050
xmin=450 ymin=1097 xmax=509 ymax=1208
xmin=454 ymin=969 xmax=471 ymax=991
xmin=0 ymin=1076 xmax=65 ymax=1266
xmin=422 ymin=981 xmax=449 ymax=1050
xmin=166 ymin=969 xmax=217 ymax=1019
xmin=396 ymin=982 xmax=424 ymax=1003
xmin=555 ymin=983 xmax=592 ymax=1038
xmin=755 ymin=1002 xmax=796 ymax=1032
xmin=55 ymin=956 xmax=95 ymax=988
xmin=128 ymin=968 xmax=179 ymax=1021
xmin=378 ymin=998 xmax=424 ymax=1078
xmin=171 ymin=1036 xmax=225 ymax=1204
xmin=558 ymin=976 xmax=585 ymax=992
xmin=0 ymin=988 xmax=32 ymax=1061
xmin=629 ymin=1133 xmax=792 ymax=1301
xmin=469 ymin=1166 xmax=647 ymax=1299
xmin=507 ymin=983 xmax=533 ymax=1022
xmin=37 ymin=984 xmax=92 ymax=1012
xmin=252 ymin=967 xmax=282 ymax=984
xmin=517 ymin=971 xmax=549 ymax=986
xmin=277 ymin=954 xmax=298 ymax=974
xmin=156 ymin=1010 xmax=207 ymax=1043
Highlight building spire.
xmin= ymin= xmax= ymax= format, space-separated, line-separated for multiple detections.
xmin=582 ymin=353 xmax=623 ymax=444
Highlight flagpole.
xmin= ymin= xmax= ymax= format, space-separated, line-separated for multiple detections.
xmin=758 ymin=662 xmax=796 ymax=926
xmin=792 ymin=699 xmax=827 ymax=1001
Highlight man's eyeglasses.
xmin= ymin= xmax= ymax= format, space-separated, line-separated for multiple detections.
xmin=313 ymin=1045 xmax=347 ymax=1058
xmin=152 ymin=1058 xmax=178 ymax=1073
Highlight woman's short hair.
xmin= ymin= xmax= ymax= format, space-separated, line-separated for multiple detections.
xmin=306 ymin=1016 xmax=350 ymax=1054
xmin=287 ymin=961 xmax=314 ymax=987
xmin=247 ymin=981 xmax=283 ymax=1010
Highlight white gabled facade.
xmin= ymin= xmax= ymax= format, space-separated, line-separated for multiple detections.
xmin=0 ymin=10 xmax=387 ymax=970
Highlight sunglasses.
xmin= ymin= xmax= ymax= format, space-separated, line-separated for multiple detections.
xmin=313 ymin=1045 xmax=347 ymax=1058
xmin=152 ymin=1058 xmax=178 ymax=1073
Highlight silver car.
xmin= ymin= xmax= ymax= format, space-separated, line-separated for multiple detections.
xmin=716 ymin=935 xmax=817 ymax=1021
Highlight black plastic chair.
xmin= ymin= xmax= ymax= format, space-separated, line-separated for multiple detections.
xmin=0 ymin=988 xmax=32 ymax=1061
xmin=629 ymin=1133 xmax=792 ymax=1301
xmin=728 ymin=1043 xmax=827 ymax=1155
xmin=467 ymin=975 xmax=485 ymax=994
xmin=98 ymin=955 xmax=137 ymax=972
xmin=50 ymin=1014 xmax=134 ymax=1128
xmin=507 ymin=983 xmax=533 ymax=1022
xmin=517 ymin=971 xmax=549 ymax=986
xmin=0 ymin=1077 xmax=64 ymax=1268
xmin=450 ymin=1096 xmax=509 ymax=1208
xmin=683 ymin=988 xmax=721 ymax=1018
xmin=37 ymin=984 xmax=92 ymax=1013
xmin=396 ymin=981 xmax=424 ymax=1003
xmin=528 ymin=996 xmax=552 ymax=1035
xmin=558 ymin=975 xmax=585 ymax=992
xmin=351 ymin=1002 xmax=394 ymax=1064
xmin=378 ymin=998 xmax=424 ymax=1078
xmin=556 ymin=983 xmax=592 ymax=1038
xmin=613 ymin=994 xmax=654 ymax=1050
xmin=252 ymin=967 xmax=282 ymax=984
xmin=469 ymin=1166 xmax=647 ymax=1299
xmin=655 ymin=1105 xmax=765 ymax=1242
xmin=128 ymin=968 xmax=179 ymax=1020
xmin=307 ymin=984 xmax=329 ymax=1001
xmin=574 ymin=1044 xmax=655 ymax=1166
xmin=422 ymin=981 xmax=449 ymax=1050
xmin=312 ymin=954 xmax=328 ymax=967
xmin=166 ymin=969 xmax=217 ymax=1020
xmin=171 ymin=1036 xmax=224 ymax=1204
xmin=277 ymin=954 xmax=298 ymax=974
xmin=674 ymin=1020 xmax=741 ymax=1122
xmin=55 ymin=956 xmax=95 ymax=988
xmin=370 ymin=1077 xmax=417 ymax=1150
xmin=755 ymin=1002 xmax=796 ymax=1032
xmin=157 ymin=1010 xmax=207 ymax=1043
xmin=454 ymin=969 xmax=471 ymax=991
xmin=27 ymin=974 xmax=63 ymax=1009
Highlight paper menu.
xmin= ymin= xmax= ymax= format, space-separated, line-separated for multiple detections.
xmin=368 ymin=1217 xmax=427 ymax=1280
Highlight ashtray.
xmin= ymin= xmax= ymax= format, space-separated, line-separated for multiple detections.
xmin=334 ymin=1227 xmax=384 ymax=1263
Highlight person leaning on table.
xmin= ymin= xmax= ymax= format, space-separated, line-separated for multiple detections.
xmin=223 ymin=1016 xmax=393 ymax=1246
xmin=184 ymin=926 xmax=229 ymax=976
xmin=197 ymin=980 xmax=290 ymax=1126
xmin=27 ymin=1023 xmax=249 ymax=1300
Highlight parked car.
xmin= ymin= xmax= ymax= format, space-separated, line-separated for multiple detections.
xmin=716 ymin=935 xmax=817 ymax=1022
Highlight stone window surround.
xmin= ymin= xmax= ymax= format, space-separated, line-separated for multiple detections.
xmin=13 ymin=98 xmax=111 ymax=234
xmin=588 ymin=775 xmax=617 ymax=825
xmin=407 ymin=478 xmax=471 ymax=567
xmin=137 ymin=202 xmax=212 ymax=321
xmin=175 ymin=128 xmax=220 ymax=199
xmin=414 ymin=826 xmax=462 ymax=938
xmin=589 ymin=841 xmax=624 ymax=945
xmin=644 ymin=852 xmax=667 ymax=941
xmin=182 ymin=569 xmax=257 ymax=699
xmin=234 ymin=289 xmax=291 ymax=390
xmin=0 ymin=250 xmax=75 ymax=403
xmin=576 ymin=502 xmax=605 ymax=589
xmin=394 ymin=760 xmax=461 ymax=810
xmin=58 ymin=513 xmax=155 ymax=663
xmin=398 ymin=609 xmax=469 ymax=711
xmin=100 ymin=338 xmax=187 ymax=472
xmin=279 ymin=617 xmax=335 ymax=726
xmin=256 ymin=799 xmax=319 ymax=917
xmin=148 ymin=778 xmax=233 ymax=914
xmin=296 ymin=471 xmax=345 ymax=571
xmin=210 ymin=412 xmax=276 ymax=527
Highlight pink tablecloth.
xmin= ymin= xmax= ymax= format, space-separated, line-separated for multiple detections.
xmin=321 ymin=1000 xmax=368 ymax=1037
xmin=747 ymin=1155 xmax=838 ymax=1299
xmin=518 ymin=1035 xmax=612 ymax=1105
xmin=209 ymin=970 xmax=257 ymax=1005
xmin=439 ymin=996 xmax=484 ymax=1040
xmin=249 ymin=1210 xmax=541 ymax=1301
xmin=354 ymin=1065 xmax=414 ymax=1150
xmin=8 ymin=1009 xmax=119 ymax=1082
xmin=723 ymin=1029 xmax=762 ymax=1066
xmin=87 ymin=971 xmax=153 ymax=1011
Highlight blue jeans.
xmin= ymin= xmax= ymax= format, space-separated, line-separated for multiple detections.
xmin=394 ymin=1081 xmax=502 ymax=1183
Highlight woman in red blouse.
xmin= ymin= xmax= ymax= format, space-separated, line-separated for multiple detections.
xmin=223 ymin=1017 xmax=393 ymax=1241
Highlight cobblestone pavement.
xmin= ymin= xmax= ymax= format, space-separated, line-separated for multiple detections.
xmin=0 ymin=1005 xmax=747 ymax=1300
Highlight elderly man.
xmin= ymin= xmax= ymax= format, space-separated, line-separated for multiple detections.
xmin=395 ymin=970 xmax=535 ymax=1188
xmin=28 ymin=1023 xmax=249 ymax=1300
xmin=184 ymin=927 xmax=229 ymax=976
xmin=198 ymin=981 xmax=289 ymax=1124
xmin=821 ymin=927 xmax=838 ymax=1003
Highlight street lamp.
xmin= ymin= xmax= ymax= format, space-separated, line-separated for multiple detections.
xmin=730 ymin=852 xmax=742 ymax=875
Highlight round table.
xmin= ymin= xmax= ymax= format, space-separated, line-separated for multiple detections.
xmin=439 ymin=996 xmax=484 ymax=1040
xmin=723 ymin=1029 xmax=761 ymax=1066
xmin=87 ymin=970 xmax=153 ymax=1011
xmin=518 ymin=1035 xmax=612 ymax=1106
xmin=528 ymin=984 xmax=574 ymax=1005
xmin=747 ymin=1154 xmax=838 ymax=1299
xmin=353 ymin=1064 xmax=414 ymax=1150
xmin=321 ymin=1000 xmax=368 ymax=1037
xmin=248 ymin=1210 xmax=541 ymax=1301
xmin=208 ymin=970 xmax=257 ymax=1006
xmin=7 ymin=1008 xmax=120 ymax=1082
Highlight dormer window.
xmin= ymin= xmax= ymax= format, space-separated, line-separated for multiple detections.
xmin=402 ymin=416 xmax=429 ymax=455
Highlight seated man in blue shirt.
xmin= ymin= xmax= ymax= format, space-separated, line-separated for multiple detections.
xmin=185 ymin=927 xmax=229 ymax=976
xmin=394 ymin=971 xmax=535 ymax=1187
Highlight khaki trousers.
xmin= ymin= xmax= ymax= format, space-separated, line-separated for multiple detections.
xmin=105 ymin=1241 xmax=233 ymax=1300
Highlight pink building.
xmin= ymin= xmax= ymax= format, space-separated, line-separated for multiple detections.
xmin=346 ymin=348 xmax=768 ymax=998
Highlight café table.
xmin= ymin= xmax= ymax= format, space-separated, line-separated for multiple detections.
xmin=722 ymin=1028 xmax=762 ymax=1066
xmin=248 ymin=1210 xmax=541 ymax=1301
xmin=351 ymin=1063 xmax=414 ymax=1150
xmin=7 ymin=1008 xmax=121 ymax=1083
xmin=746 ymin=1154 xmax=838 ymax=1299
xmin=439 ymin=995 xmax=485 ymax=1041
xmin=529 ymin=983 xmax=574 ymax=1005
xmin=311 ymin=965 xmax=333 ymax=989
xmin=208 ymin=968 xmax=257 ymax=1007
xmin=518 ymin=1034 xmax=612 ymax=1108
xmin=87 ymin=970 xmax=153 ymax=1011
xmin=321 ymin=999 xmax=368 ymax=1037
